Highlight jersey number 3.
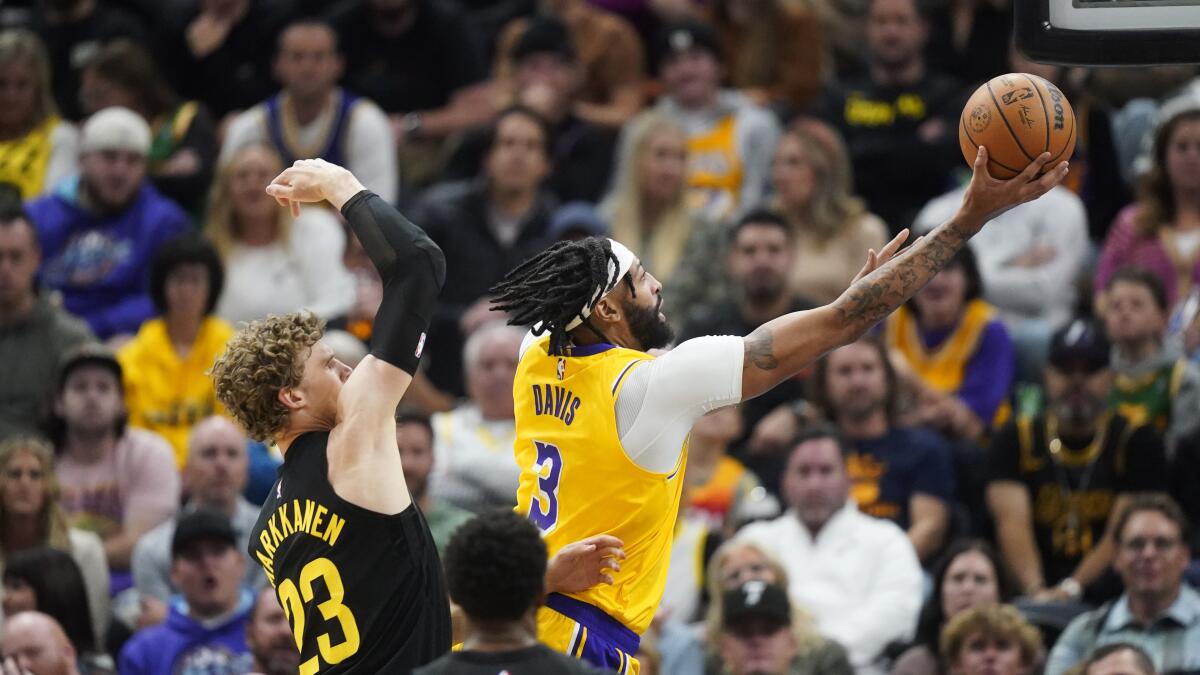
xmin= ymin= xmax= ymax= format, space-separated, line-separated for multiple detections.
xmin=529 ymin=440 xmax=563 ymax=534
xmin=278 ymin=557 xmax=361 ymax=675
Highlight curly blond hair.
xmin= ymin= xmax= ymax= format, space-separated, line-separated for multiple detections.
xmin=211 ymin=312 xmax=325 ymax=441
xmin=940 ymin=604 xmax=1043 ymax=669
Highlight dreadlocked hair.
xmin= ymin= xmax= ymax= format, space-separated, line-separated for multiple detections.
xmin=490 ymin=237 xmax=619 ymax=356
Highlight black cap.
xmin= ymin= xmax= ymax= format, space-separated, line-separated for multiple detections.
xmin=654 ymin=19 xmax=722 ymax=72
xmin=1048 ymin=319 xmax=1110 ymax=373
xmin=171 ymin=509 xmax=238 ymax=558
xmin=511 ymin=16 xmax=576 ymax=63
xmin=722 ymin=581 xmax=791 ymax=627
xmin=57 ymin=343 xmax=122 ymax=391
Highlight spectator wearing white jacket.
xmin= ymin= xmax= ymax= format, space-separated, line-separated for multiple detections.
xmin=736 ymin=425 xmax=923 ymax=675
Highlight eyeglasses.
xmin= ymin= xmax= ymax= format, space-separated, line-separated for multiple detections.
xmin=1120 ymin=537 xmax=1180 ymax=553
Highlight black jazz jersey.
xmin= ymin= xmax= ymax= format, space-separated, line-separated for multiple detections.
xmin=249 ymin=431 xmax=451 ymax=673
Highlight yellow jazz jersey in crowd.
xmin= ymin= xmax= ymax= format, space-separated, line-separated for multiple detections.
xmin=117 ymin=316 xmax=235 ymax=467
xmin=513 ymin=335 xmax=686 ymax=674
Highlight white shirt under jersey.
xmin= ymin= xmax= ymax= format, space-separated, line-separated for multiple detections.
xmin=519 ymin=332 xmax=744 ymax=473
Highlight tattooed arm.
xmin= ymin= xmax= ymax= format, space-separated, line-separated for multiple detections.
xmin=741 ymin=148 xmax=1069 ymax=400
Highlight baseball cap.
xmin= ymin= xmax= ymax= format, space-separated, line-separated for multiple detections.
xmin=171 ymin=509 xmax=238 ymax=558
xmin=80 ymin=107 xmax=151 ymax=156
xmin=722 ymin=580 xmax=791 ymax=628
xmin=511 ymin=16 xmax=576 ymax=63
xmin=1048 ymin=319 xmax=1110 ymax=373
xmin=57 ymin=343 xmax=123 ymax=391
xmin=548 ymin=201 xmax=609 ymax=241
xmin=655 ymin=19 xmax=722 ymax=72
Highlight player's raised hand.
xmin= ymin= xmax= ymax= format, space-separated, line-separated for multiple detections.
xmin=962 ymin=146 xmax=1068 ymax=223
xmin=851 ymin=229 xmax=913 ymax=285
xmin=265 ymin=158 xmax=366 ymax=215
xmin=545 ymin=534 xmax=626 ymax=594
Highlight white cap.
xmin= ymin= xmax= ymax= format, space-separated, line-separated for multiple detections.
xmin=80 ymin=107 xmax=151 ymax=156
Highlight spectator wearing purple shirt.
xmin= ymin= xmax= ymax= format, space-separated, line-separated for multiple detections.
xmin=26 ymin=107 xmax=189 ymax=340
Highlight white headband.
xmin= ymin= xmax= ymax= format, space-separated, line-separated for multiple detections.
xmin=562 ymin=239 xmax=637 ymax=331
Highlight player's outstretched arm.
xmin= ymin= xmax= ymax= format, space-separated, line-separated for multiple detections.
xmin=267 ymin=160 xmax=445 ymax=511
xmin=740 ymin=148 xmax=1068 ymax=400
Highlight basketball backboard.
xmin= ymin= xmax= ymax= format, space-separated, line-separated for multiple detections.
xmin=1015 ymin=0 xmax=1200 ymax=65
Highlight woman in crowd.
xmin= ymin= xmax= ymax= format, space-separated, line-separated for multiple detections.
xmin=601 ymin=112 xmax=728 ymax=323
xmin=884 ymin=247 xmax=1016 ymax=442
xmin=702 ymin=539 xmax=853 ymax=675
xmin=939 ymin=604 xmax=1043 ymax=675
xmin=205 ymin=144 xmax=355 ymax=325
xmin=770 ymin=121 xmax=889 ymax=305
xmin=892 ymin=540 xmax=1020 ymax=675
xmin=0 ymin=437 xmax=108 ymax=650
xmin=116 ymin=235 xmax=234 ymax=468
xmin=79 ymin=40 xmax=218 ymax=217
xmin=0 ymin=29 xmax=77 ymax=199
xmin=1096 ymin=106 xmax=1200 ymax=316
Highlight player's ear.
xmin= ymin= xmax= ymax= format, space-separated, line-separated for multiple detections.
xmin=592 ymin=296 xmax=621 ymax=323
xmin=278 ymin=386 xmax=305 ymax=412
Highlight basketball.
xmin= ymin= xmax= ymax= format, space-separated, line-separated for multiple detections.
xmin=959 ymin=73 xmax=1076 ymax=179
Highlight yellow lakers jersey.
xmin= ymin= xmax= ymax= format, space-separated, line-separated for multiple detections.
xmin=885 ymin=298 xmax=1011 ymax=427
xmin=513 ymin=335 xmax=687 ymax=635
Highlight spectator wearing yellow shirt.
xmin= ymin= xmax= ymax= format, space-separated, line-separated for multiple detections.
xmin=117 ymin=235 xmax=234 ymax=467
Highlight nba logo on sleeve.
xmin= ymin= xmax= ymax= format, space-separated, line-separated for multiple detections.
xmin=415 ymin=332 xmax=426 ymax=358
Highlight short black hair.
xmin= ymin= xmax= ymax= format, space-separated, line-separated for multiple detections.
xmin=1082 ymin=643 xmax=1156 ymax=674
xmin=443 ymin=510 xmax=547 ymax=622
xmin=730 ymin=208 xmax=792 ymax=243
xmin=483 ymin=105 xmax=553 ymax=160
xmin=394 ymin=409 xmax=433 ymax=438
xmin=1107 ymin=266 xmax=1169 ymax=312
xmin=149 ymin=234 xmax=224 ymax=316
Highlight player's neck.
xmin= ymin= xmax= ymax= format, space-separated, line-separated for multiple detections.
xmin=871 ymin=59 xmax=925 ymax=87
xmin=461 ymin=618 xmax=538 ymax=653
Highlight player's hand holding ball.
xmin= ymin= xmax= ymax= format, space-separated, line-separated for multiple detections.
xmin=957 ymin=72 xmax=1074 ymax=222
xmin=265 ymin=158 xmax=366 ymax=215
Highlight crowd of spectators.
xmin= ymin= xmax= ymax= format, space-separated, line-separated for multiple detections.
xmin=0 ymin=0 xmax=1198 ymax=673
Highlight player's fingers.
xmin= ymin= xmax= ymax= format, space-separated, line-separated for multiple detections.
xmin=1018 ymin=152 xmax=1052 ymax=184
xmin=290 ymin=199 xmax=300 ymax=218
xmin=581 ymin=534 xmax=624 ymax=550
xmin=599 ymin=571 xmax=614 ymax=585
xmin=1022 ymin=161 xmax=1069 ymax=202
xmin=601 ymin=558 xmax=621 ymax=573
xmin=598 ymin=546 xmax=626 ymax=561
xmin=879 ymin=229 xmax=910 ymax=260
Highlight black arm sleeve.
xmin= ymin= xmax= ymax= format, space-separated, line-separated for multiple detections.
xmin=340 ymin=190 xmax=446 ymax=374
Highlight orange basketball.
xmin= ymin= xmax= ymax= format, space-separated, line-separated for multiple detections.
xmin=959 ymin=73 xmax=1076 ymax=179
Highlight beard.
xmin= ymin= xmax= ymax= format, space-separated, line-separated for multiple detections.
xmin=1053 ymin=394 xmax=1106 ymax=429
xmin=624 ymin=296 xmax=674 ymax=351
